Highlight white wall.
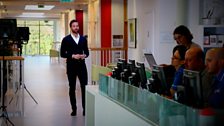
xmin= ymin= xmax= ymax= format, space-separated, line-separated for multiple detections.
xmin=187 ymin=0 xmax=203 ymax=48
xmin=128 ymin=0 xmax=158 ymax=63
xmin=128 ymin=0 xmax=177 ymax=64
xmin=112 ymin=0 xmax=124 ymax=39
xmin=155 ymin=0 xmax=178 ymax=64
xmin=127 ymin=0 xmax=203 ymax=65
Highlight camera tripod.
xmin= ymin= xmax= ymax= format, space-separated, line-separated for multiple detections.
xmin=8 ymin=42 xmax=38 ymax=105
xmin=0 ymin=54 xmax=15 ymax=126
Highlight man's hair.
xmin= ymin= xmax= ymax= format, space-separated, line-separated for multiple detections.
xmin=69 ymin=19 xmax=78 ymax=27
xmin=173 ymin=25 xmax=193 ymax=42
xmin=172 ymin=45 xmax=187 ymax=60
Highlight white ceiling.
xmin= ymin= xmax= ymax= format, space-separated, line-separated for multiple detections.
xmin=0 ymin=0 xmax=89 ymax=19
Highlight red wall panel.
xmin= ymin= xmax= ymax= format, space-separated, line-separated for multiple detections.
xmin=101 ymin=0 xmax=112 ymax=65
xmin=101 ymin=0 xmax=111 ymax=48
xmin=75 ymin=10 xmax=84 ymax=36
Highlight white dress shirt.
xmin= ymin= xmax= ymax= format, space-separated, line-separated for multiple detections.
xmin=71 ymin=33 xmax=80 ymax=44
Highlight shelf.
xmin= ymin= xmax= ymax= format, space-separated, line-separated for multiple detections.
xmin=203 ymin=44 xmax=223 ymax=48
xmin=201 ymin=25 xmax=224 ymax=27
xmin=202 ymin=26 xmax=224 ymax=49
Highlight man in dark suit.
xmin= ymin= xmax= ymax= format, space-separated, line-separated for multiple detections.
xmin=60 ymin=19 xmax=89 ymax=116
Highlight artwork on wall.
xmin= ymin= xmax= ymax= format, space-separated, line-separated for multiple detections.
xmin=128 ymin=18 xmax=137 ymax=48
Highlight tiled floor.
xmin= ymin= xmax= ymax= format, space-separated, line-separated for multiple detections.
xmin=6 ymin=56 xmax=85 ymax=126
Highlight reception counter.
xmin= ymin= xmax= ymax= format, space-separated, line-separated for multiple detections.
xmin=86 ymin=85 xmax=153 ymax=126
xmin=86 ymin=74 xmax=224 ymax=126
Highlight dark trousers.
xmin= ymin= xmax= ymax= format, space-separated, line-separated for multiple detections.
xmin=66 ymin=60 xmax=88 ymax=112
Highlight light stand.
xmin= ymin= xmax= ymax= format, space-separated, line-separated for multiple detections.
xmin=9 ymin=40 xmax=38 ymax=105
xmin=0 ymin=39 xmax=15 ymax=126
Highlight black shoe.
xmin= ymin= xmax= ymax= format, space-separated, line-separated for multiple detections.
xmin=71 ymin=111 xmax=76 ymax=116
xmin=83 ymin=110 xmax=85 ymax=116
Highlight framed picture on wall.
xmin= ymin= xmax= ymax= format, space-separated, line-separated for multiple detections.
xmin=128 ymin=18 xmax=137 ymax=48
xmin=203 ymin=36 xmax=210 ymax=45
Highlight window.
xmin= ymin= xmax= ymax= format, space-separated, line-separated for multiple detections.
xmin=17 ymin=20 xmax=54 ymax=55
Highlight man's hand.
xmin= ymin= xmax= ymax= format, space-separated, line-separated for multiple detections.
xmin=80 ymin=54 xmax=86 ymax=59
xmin=72 ymin=54 xmax=86 ymax=59
xmin=72 ymin=54 xmax=81 ymax=59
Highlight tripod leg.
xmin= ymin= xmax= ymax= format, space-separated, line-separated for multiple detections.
xmin=17 ymin=53 xmax=38 ymax=105
xmin=4 ymin=115 xmax=15 ymax=126
xmin=1 ymin=107 xmax=15 ymax=126
xmin=8 ymin=87 xmax=19 ymax=105
xmin=24 ymin=84 xmax=38 ymax=104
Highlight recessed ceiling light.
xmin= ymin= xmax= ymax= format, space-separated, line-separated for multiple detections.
xmin=18 ymin=12 xmax=45 ymax=18
xmin=25 ymin=5 xmax=55 ymax=10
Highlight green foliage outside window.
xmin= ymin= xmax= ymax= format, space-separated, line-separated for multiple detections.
xmin=17 ymin=20 xmax=54 ymax=55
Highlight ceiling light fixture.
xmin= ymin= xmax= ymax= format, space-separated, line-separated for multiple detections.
xmin=18 ymin=12 xmax=45 ymax=18
xmin=25 ymin=5 xmax=54 ymax=10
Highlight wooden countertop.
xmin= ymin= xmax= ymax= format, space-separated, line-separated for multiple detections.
xmin=0 ymin=56 xmax=24 ymax=60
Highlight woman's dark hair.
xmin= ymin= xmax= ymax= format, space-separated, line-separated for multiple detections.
xmin=172 ymin=45 xmax=187 ymax=60
xmin=69 ymin=19 xmax=78 ymax=27
xmin=173 ymin=25 xmax=193 ymax=42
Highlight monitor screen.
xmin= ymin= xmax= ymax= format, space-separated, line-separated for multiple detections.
xmin=149 ymin=65 xmax=175 ymax=95
xmin=144 ymin=53 xmax=157 ymax=69
xmin=117 ymin=58 xmax=127 ymax=70
xmin=120 ymin=59 xmax=137 ymax=84
xmin=120 ymin=69 xmax=130 ymax=83
xmin=136 ymin=62 xmax=147 ymax=89
xmin=127 ymin=59 xmax=136 ymax=73
xmin=129 ymin=72 xmax=139 ymax=87
xmin=151 ymin=65 xmax=167 ymax=94
xmin=128 ymin=59 xmax=135 ymax=65
xmin=121 ymin=61 xmax=136 ymax=83
xmin=0 ymin=19 xmax=17 ymax=41
xmin=112 ymin=59 xmax=131 ymax=81
xmin=113 ymin=63 xmax=123 ymax=80
xmin=183 ymin=69 xmax=203 ymax=108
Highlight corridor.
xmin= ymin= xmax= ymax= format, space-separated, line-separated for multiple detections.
xmin=8 ymin=56 xmax=85 ymax=126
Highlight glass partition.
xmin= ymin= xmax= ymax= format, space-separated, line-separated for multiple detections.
xmin=99 ymin=74 xmax=224 ymax=126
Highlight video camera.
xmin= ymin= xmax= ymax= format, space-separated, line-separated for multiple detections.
xmin=16 ymin=27 xmax=30 ymax=44
xmin=0 ymin=19 xmax=30 ymax=45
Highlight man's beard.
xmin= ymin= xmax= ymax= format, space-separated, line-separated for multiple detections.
xmin=71 ymin=29 xmax=79 ymax=34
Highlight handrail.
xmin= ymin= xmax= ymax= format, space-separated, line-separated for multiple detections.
xmin=89 ymin=47 xmax=127 ymax=66
xmin=90 ymin=47 xmax=127 ymax=51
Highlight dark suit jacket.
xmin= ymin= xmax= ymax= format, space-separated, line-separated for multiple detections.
xmin=60 ymin=34 xmax=89 ymax=76
xmin=60 ymin=34 xmax=89 ymax=61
